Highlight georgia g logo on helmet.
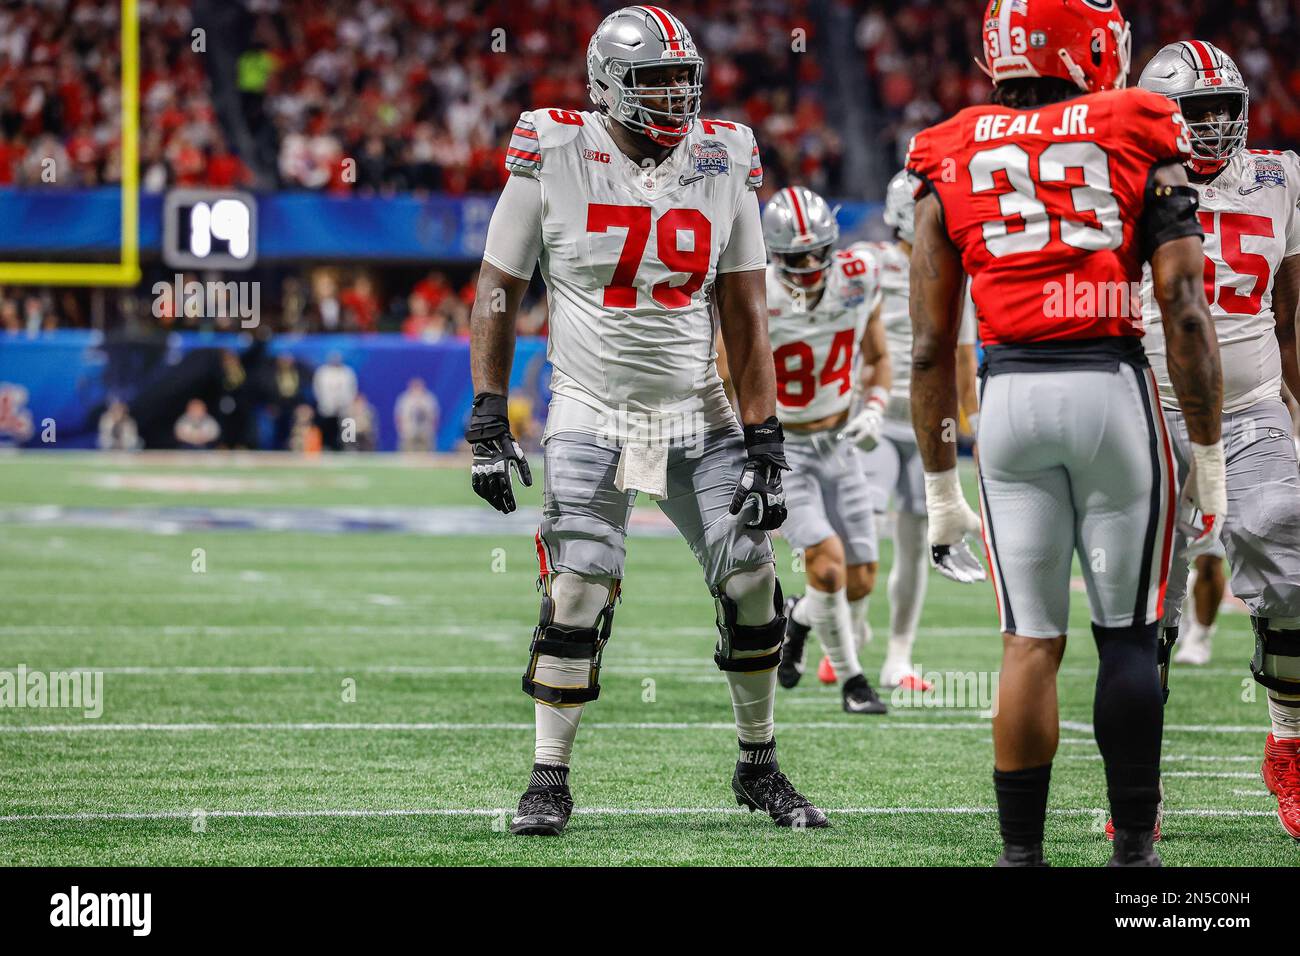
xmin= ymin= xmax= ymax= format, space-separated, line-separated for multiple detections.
xmin=587 ymin=6 xmax=705 ymax=147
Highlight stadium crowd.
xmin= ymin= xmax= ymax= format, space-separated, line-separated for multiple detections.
xmin=857 ymin=0 xmax=1300 ymax=168
xmin=1 ymin=0 xmax=834 ymax=197
xmin=6 ymin=0 xmax=1300 ymax=198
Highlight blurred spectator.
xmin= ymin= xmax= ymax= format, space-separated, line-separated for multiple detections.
xmin=97 ymin=399 xmax=140 ymax=451
xmin=214 ymin=349 xmax=255 ymax=448
xmin=411 ymin=271 xmax=452 ymax=314
xmin=339 ymin=275 xmax=380 ymax=333
xmin=394 ymin=377 xmax=437 ymax=452
xmin=174 ymin=398 xmax=220 ymax=449
xmin=311 ymin=351 xmax=357 ymax=450
xmin=401 ymin=290 xmax=449 ymax=341
xmin=288 ymin=402 xmax=322 ymax=454
xmin=265 ymin=352 xmax=305 ymax=449
xmin=342 ymin=391 xmax=377 ymax=452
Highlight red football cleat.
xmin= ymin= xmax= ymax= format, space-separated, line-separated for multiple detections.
xmin=1261 ymin=733 xmax=1300 ymax=840
xmin=1104 ymin=817 xmax=1162 ymax=842
xmin=895 ymin=673 xmax=934 ymax=692
xmin=1104 ymin=780 xmax=1163 ymax=842
xmin=817 ymin=655 xmax=836 ymax=685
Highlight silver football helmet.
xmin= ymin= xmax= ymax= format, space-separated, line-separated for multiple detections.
xmin=1138 ymin=41 xmax=1248 ymax=175
xmin=882 ymin=169 xmax=916 ymax=244
xmin=587 ymin=6 xmax=704 ymax=147
xmin=763 ymin=186 xmax=840 ymax=291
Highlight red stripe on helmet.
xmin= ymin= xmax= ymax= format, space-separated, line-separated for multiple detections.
xmin=786 ymin=187 xmax=809 ymax=238
xmin=1187 ymin=40 xmax=1219 ymax=80
xmin=640 ymin=5 xmax=682 ymax=51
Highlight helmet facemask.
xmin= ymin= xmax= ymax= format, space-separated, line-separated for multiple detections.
xmin=608 ymin=60 xmax=703 ymax=146
xmin=1176 ymin=89 xmax=1249 ymax=174
xmin=775 ymin=245 xmax=835 ymax=292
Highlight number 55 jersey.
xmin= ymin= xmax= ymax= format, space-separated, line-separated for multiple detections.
xmin=906 ymin=87 xmax=1193 ymax=346
xmin=1140 ymin=149 xmax=1300 ymax=413
xmin=482 ymin=108 xmax=768 ymax=443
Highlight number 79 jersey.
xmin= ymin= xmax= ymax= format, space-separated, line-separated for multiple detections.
xmin=766 ymin=249 xmax=881 ymax=425
xmin=906 ymin=88 xmax=1193 ymax=346
xmin=501 ymin=107 xmax=766 ymax=441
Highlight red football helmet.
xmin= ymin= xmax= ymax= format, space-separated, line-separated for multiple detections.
xmin=980 ymin=0 xmax=1132 ymax=94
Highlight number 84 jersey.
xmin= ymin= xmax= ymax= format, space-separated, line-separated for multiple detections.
xmin=766 ymin=248 xmax=881 ymax=425
xmin=906 ymin=88 xmax=1193 ymax=347
xmin=502 ymin=107 xmax=766 ymax=442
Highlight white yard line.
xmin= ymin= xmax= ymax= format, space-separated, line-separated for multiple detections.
xmin=1065 ymin=754 xmax=1259 ymax=763
xmin=1161 ymin=771 xmax=1260 ymax=779
xmin=0 ymin=805 xmax=1277 ymax=824
xmin=0 ymin=662 xmax=721 ymax=675
xmin=0 ymin=719 xmax=1269 ymax=734
xmin=0 ymin=720 xmax=1002 ymax=733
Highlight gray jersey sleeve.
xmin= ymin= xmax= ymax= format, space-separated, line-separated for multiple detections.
xmin=717 ymin=190 xmax=767 ymax=275
xmin=482 ymin=173 xmax=544 ymax=281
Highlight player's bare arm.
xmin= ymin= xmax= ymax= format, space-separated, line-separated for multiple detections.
xmin=1148 ymin=163 xmax=1222 ymax=447
xmin=466 ymin=262 xmax=534 ymax=514
xmin=1147 ymin=160 xmax=1226 ymax=557
xmin=861 ymin=305 xmax=892 ymax=395
xmin=1273 ymin=253 xmax=1300 ymax=400
xmin=717 ymin=265 xmax=788 ymax=530
xmin=839 ymin=304 xmax=891 ymax=449
xmin=716 ymin=266 xmax=778 ymax=425
xmin=469 ymin=263 xmax=529 ymax=397
xmin=910 ymin=191 xmax=984 ymax=583
xmin=909 ymin=194 xmax=965 ymax=475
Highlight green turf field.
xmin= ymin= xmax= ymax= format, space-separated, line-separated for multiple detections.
xmin=0 ymin=451 xmax=1291 ymax=866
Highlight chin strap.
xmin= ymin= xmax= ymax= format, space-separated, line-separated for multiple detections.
xmin=1188 ymin=155 xmax=1229 ymax=177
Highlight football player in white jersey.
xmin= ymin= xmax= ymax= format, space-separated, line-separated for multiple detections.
xmin=850 ymin=170 xmax=984 ymax=692
xmin=1138 ymin=41 xmax=1300 ymax=839
xmin=760 ymin=186 xmax=891 ymax=714
xmin=468 ymin=6 xmax=828 ymax=836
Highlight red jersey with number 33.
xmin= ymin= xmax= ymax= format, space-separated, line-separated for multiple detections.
xmin=906 ymin=88 xmax=1194 ymax=346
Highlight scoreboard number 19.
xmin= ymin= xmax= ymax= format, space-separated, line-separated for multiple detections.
xmin=162 ymin=189 xmax=258 ymax=271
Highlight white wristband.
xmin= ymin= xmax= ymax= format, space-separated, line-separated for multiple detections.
xmin=866 ymin=386 xmax=889 ymax=409
xmin=924 ymin=468 xmax=964 ymax=508
xmin=1189 ymin=439 xmax=1227 ymax=517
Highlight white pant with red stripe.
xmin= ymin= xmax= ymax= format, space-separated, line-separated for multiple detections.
xmin=975 ymin=362 xmax=1176 ymax=638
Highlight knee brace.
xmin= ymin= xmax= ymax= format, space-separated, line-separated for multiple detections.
xmin=1157 ymin=625 xmax=1179 ymax=704
xmin=522 ymin=576 xmax=619 ymax=706
xmin=713 ymin=575 xmax=784 ymax=672
xmin=1250 ymin=617 xmax=1300 ymax=696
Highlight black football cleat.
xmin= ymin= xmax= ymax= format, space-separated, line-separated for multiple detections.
xmin=509 ymin=785 xmax=574 ymax=836
xmin=778 ymin=595 xmax=810 ymax=689
xmin=1108 ymin=828 xmax=1162 ymax=867
xmin=842 ymin=673 xmax=888 ymax=714
xmin=995 ymin=842 xmax=1050 ymax=867
xmin=731 ymin=766 xmax=829 ymax=828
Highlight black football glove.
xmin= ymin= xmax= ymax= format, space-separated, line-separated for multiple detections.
xmin=467 ymin=392 xmax=532 ymax=515
xmin=729 ymin=416 xmax=789 ymax=531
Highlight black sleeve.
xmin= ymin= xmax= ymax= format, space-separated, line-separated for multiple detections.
xmin=1139 ymin=164 xmax=1204 ymax=262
